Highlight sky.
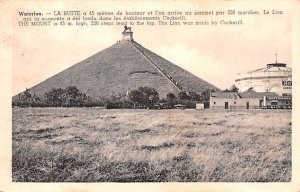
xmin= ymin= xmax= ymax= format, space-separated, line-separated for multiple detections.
xmin=8 ymin=0 xmax=293 ymax=95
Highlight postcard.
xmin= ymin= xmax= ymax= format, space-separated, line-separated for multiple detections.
xmin=1 ymin=0 xmax=300 ymax=191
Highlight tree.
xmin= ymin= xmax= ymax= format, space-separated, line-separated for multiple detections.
xmin=178 ymin=91 xmax=189 ymax=101
xmin=64 ymin=86 xmax=81 ymax=106
xmin=43 ymin=86 xmax=90 ymax=107
xmin=23 ymin=88 xmax=32 ymax=100
xmin=188 ymin=91 xmax=200 ymax=101
xmin=200 ymin=89 xmax=211 ymax=102
xmin=106 ymin=91 xmax=132 ymax=109
xmin=224 ymin=85 xmax=239 ymax=92
xmin=246 ymin=87 xmax=256 ymax=92
xmin=129 ymin=87 xmax=159 ymax=108
xmin=166 ymin=92 xmax=176 ymax=103
xmin=44 ymin=88 xmax=64 ymax=107
xmin=17 ymin=88 xmax=33 ymax=107
xmin=75 ymin=92 xmax=89 ymax=107
xmin=110 ymin=91 xmax=128 ymax=103
xmin=129 ymin=90 xmax=144 ymax=104
xmin=230 ymin=85 xmax=239 ymax=92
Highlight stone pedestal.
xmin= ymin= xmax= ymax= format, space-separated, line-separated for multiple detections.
xmin=121 ymin=31 xmax=133 ymax=41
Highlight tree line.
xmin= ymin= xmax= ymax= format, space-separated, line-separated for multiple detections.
xmin=13 ymin=86 xmax=94 ymax=107
xmin=13 ymin=86 xmax=214 ymax=109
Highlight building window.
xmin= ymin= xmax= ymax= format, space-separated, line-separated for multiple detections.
xmin=234 ymin=101 xmax=236 ymax=104
xmin=286 ymin=101 xmax=288 ymax=104
xmin=271 ymin=102 xmax=278 ymax=106
xmin=214 ymin=102 xmax=216 ymax=104
xmin=225 ymin=102 xmax=229 ymax=109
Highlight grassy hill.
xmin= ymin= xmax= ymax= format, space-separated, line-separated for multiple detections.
xmin=13 ymin=40 xmax=220 ymax=101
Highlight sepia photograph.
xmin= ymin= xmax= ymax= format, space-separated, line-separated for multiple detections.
xmin=1 ymin=0 xmax=300 ymax=191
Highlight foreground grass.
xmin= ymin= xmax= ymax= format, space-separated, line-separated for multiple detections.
xmin=12 ymin=108 xmax=291 ymax=182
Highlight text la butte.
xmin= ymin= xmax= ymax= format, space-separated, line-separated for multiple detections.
xmin=263 ymin=9 xmax=283 ymax=14
xmin=54 ymin=11 xmax=80 ymax=16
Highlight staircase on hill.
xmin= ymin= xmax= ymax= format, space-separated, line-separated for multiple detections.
xmin=132 ymin=41 xmax=183 ymax=92
xmin=131 ymin=40 xmax=219 ymax=94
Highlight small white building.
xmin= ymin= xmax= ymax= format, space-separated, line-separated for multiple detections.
xmin=209 ymin=92 xmax=290 ymax=110
xmin=196 ymin=103 xmax=204 ymax=110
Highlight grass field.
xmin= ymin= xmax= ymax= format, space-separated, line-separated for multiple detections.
xmin=12 ymin=108 xmax=291 ymax=182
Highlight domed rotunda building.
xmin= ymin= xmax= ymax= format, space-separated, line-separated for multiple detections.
xmin=235 ymin=60 xmax=292 ymax=96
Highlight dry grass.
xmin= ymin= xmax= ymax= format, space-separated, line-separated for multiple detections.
xmin=12 ymin=108 xmax=291 ymax=182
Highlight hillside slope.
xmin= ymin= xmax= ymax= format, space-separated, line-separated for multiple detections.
xmin=13 ymin=39 xmax=220 ymax=101
xmin=132 ymin=41 xmax=220 ymax=93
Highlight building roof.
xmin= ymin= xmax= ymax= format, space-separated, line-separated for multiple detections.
xmin=238 ymin=92 xmax=278 ymax=98
xmin=235 ymin=62 xmax=292 ymax=83
xmin=211 ymin=92 xmax=278 ymax=99
xmin=237 ymin=62 xmax=292 ymax=76
xmin=210 ymin=92 xmax=239 ymax=99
